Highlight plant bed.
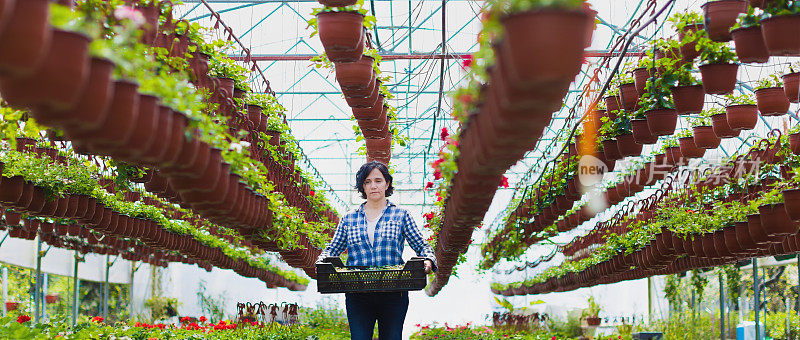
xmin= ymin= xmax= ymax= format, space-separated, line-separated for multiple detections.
xmin=316 ymin=257 xmax=426 ymax=294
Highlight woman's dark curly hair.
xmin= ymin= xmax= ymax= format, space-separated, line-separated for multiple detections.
xmin=355 ymin=161 xmax=394 ymax=199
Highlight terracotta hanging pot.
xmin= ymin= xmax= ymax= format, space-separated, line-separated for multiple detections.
xmin=114 ymin=93 xmax=159 ymax=160
xmin=711 ymin=113 xmax=739 ymax=138
xmin=32 ymin=57 xmax=115 ymax=133
xmin=0 ymin=29 xmax=90 ymax=110
xmin=631 ymin=119 xmax=657 ymax=144
xmin=670 ymin=85 xmax=704 ymax=114
xmin=645 ymin=108 xmax=677 ymax=136
xmin=679 ymin=137 xmax=705 ymax=159
xmin=725 ymin=104 xmax=758 ymax=131
xmin=760 ymin=15 xmax=800 ymax=56
xmin=0 ymin=0 xmax=51 ymax=77
xmin=352 ymin=103 xmax=383 ymax=121
xmin=344 ymin=81 xmax=381 ymax=108
xmin=692 ymin=125 xmax=721 ymax=149
xmin=730 ymin=26 xmax=770 ymax=63
xmin=498 ymin=9 xmax=589 ymax=91
xmin=157 ymin=110 xmax=189 ymax=167
xmin=136 ymin=105 xmax=173 ymax=165
xmin=317 ymin=11 xmax=365 ymax=62
xmin=9 ymin=181 xmax=34 ymax=211
xmin=245 ymin=104 xmax=262 ymax=131
xmin=602 ymin=139 xmax=622 ymax=160
xmin=783 ymin=189 xmax=800 ymax=222
xmin=783 ymin=72 xmax=799 ymax=103
xmin=755 ymin=87 xmax=789 ymax=116
xmin=618 ymin=83 xmax=638 ymax=111
xmin=633 ymin=68 xmax=653 ymax=95
xmin=678 ymin=23 xmax=704 ymax=61
xmin=604 ymin=95 xmax=622 ymax=113
xmin=699 ymin=63 xmax=739 ymax=94
xmin=69 ymin=80 xmax=140 ymax=149
xmin=0 ymin=175 xmax=24 ymax=204
xmin=701 ymin=0 xmax=747 ymax=42
xmin=789 ymin=133 xmax=800 ymax=155
xmin=335 ymin=56 xmax=374 ymax=89
xmin=759 ymin=204 xmax=797 ymax=235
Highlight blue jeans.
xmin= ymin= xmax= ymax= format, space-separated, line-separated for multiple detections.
xmin=345 ymin=292 xmax=409 ymax=340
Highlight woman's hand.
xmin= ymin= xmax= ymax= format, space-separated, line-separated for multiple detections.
xmin=424 ymin=259 xmax=433 ymax=274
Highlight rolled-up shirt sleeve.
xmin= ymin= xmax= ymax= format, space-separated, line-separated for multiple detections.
xmin=401 ymin=211 xmax=437 ymax=272
xmin=318 ymin=217 xmax=347 ymax=262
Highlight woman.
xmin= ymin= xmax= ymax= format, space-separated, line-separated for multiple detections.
xmin=318 ymin=161 xmax=437 ymax=340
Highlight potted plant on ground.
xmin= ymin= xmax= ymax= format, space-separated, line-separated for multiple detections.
xmin=724 ymin=93 xmax=758 ymax=131
xmin=697 ymin=36 xmax=740 ymax=94
xmin=582 ymin=296 xmax=602 ymax=326
xmin=759 ymin=1 xmax=800 ymax=56
xmin=730 ymin=6 xmax=770 ymax=63
xmin=755 ymin=74 xmax=790 ymax=115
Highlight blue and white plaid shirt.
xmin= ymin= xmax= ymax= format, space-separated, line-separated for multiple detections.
xmin=319 ymin=200 xmax=437 ymax=270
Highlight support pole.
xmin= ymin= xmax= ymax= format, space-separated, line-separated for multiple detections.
xmin=754 ymin=258 xmax=760 ymax=340
xmin=129 ymin=261 xmax=136 ymax=320
xmin=72 ymin=250 xmax=79 ymax=327
xmin=103 ymin=254 xmax=110 ymax=321
xmin=34 ymin=237 xmax=42 ymax=323
xmin=43 ymin=273 xmax=48 ymax=320
xmin=648 ymin=276 xmax=653 ymax=321
xmin=2 ymin=266 xmax=6 ymax=316
xmin=719 ymin=272 xmax=725 ymax=340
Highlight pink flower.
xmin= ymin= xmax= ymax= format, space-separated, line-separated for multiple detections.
xmin=114 ymin=6 xmax=145 ymax=26
xmin=425 ymin=181 xmax=434 ymax=190
xmin=499 ymin=176 xmax=509 ymax=188
xmin=461 ymin=54 xmax=474 ymax=69
xmin=440 ymin=127 xmax=449 ymax=141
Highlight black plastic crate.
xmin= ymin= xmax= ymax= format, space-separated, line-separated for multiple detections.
xmin=316 ymin=257 xmax=427 ymax=294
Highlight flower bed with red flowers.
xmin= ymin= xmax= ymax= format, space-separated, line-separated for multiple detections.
xmin=0 ymin=315 xmax=351 ymax=339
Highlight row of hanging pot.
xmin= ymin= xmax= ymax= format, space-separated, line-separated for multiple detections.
xmin=0 ymin=0 xmax=335 ymax=275
xmin=316 ymin=11 xmax=392 ymax=164
xmin=499 ymin=135 xmax=800 ymax=296
xmin=0 ymin=172 xmax=305 ymax=290
xmin=484 ymin=26 xmax=800 ymax=268
xmin=3 ymin=216 xmax=176 ymax=268
xmin=425 ymin=7 xmax=596 ymax=296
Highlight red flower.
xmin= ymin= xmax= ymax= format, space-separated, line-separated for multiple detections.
xmin=436 ymin=196 xmax=443 ymax=202
xmin=425 ymin=181 xmax=434 ymax=190
xmin=499 ymin=176 xmax=509 ymax=188
xmin=440 ymin=127 xmax=449 ymax=141
xmin=91 ymin=316 xmax=104 ymax=323
xmin=199 ymin=316 xmax=207 ymax=323
xmin=461 ymin=54 xmax=474 ymax=69
xmin=433 ymin=170 xmax=442 ymax=180
xmin=16 ymin=315 xmax=30 ymax=323
xmin=310 ymin=190 xmax=315 ymax=196
xmin=423 ymin=212 xmax=434 ymax=221
xmin=180 ymin=316 xmax=190 ymax=323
